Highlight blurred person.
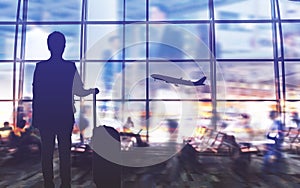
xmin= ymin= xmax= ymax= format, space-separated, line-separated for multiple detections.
xmin=263 ymin=110 xmax=285 ymax=173
xmin=74 ymin=107 xmax=90 ymax=144
xmin=149 ymin=3 xmax=184 ymax=59
xmin=223 ymin=113 xmax=254 ymax=143
xmin=0 ymin=121 xmax=13 ymax=131
xmin=32 ymin=31 xmax=99 ymax=188
xmin=123 ymin=116 xmax=134 ymax=132
xmin=284 ymin=32 xmax=300 ymax=58
xmin=100 ymin=36 xmax=123 ymax=112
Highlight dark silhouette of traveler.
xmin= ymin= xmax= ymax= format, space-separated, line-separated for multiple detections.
xmin=32 ymin=31 xmax=99 ymax=188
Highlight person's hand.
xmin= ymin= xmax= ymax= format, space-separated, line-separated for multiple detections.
xmin=90 ymin=88 xmax=100 ymax=94
xmin=94 ymin=88 xmax=100 ymax=94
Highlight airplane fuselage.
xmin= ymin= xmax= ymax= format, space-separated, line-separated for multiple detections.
xmin=151 ymin=74 xmax=205 ymax=86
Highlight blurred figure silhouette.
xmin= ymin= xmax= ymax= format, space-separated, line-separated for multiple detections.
xmin=263 ymin=110 xmax=285 ymax=173
xmin=101 ymin=36 xmax=123 ymax=112
xmin=32 ymin=31 xmax=99 ymax=188
xmin=149 ymin=3 xmax=184 ymax=59
xmin=223 ymin=113 xmax=254 ymax=143
xmin=123 ymin=116 xmax=134 ymax=133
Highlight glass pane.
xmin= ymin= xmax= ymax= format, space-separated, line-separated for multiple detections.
xmin=285 ymin=62 xmax=300 ymax=99
xmin=27 ymin=0 xmax=82 ymax=21
xmin=125 ymin=24 xmax=145 ymax=59
xmin=23 ymin=63 xmax=36 ymax=98
xmin=149 ymin=61 xmax=209 ymax=100
xmin=87 ymin=0 xmax=123 ymax=21
xmin=25 ymin=25 xmax=81 ymax=60
xmin=0 ymin=102 xmax=14 ymax=127
xmin=126 ymin=0 xmax=146 ymax=20
xmin=218 ymin=62 xmax=276 ymax=99
xmin=282 ymin=23 xmax=300 ymax=59
xmin=0 ymin=1 xmax=18 ymax=21
xmin=279 ymin=0 xmax=300 ymax=19
xmin=119 ymin=101 xmax=147 ymax=133
xmin=216 ymin=23 xmax=273 ymax=59
xmin=0 ymin=26 xmax=15 ymax=60
xmin=73 ymin=100 xmax=94 ymax=141
xmin=149 ymin=24 xmax=211 ymax=60
xmin=149 ymin=101 xmax=198 ymax=143
xmin=86 ymin=25 xmax=122 ymax=60
xmin=218 ymin=101 xmax=277 ymax=139
xmin=0 ymin=63 xmax=14 ymax=99
xmin=285 ymin=102 xmax=300 ymax=129
xmin=214 ymin=0 xmax=271 ymax=20
xmin=149 ymin=1 xmax=209 ymax=21
xmin=124 ymin=62 xmax=146 ymax=100
xmin=90 ymin=61 xmax=123 ymax=99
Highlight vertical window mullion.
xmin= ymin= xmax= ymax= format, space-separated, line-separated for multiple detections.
xmin=145 ymin=0 xmax=150 ymax=142
xmin=12 ymin=0 xmax=23 ymax=127
xmin=209 ymin=0 xmax=217 ymax=130
xmin=270 ymin=0 xmax=281 ymax=112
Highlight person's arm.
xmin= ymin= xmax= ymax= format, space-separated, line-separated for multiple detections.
xmin=73 ymin=70 xmax=99 ymax=97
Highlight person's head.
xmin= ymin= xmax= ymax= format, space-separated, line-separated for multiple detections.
xmin=3 ymin=121 xmax=9 ymax=127
xmin=150 ymin=3 xmax=169 ymax=21
xmin=47 ymin=31 xmax=66 ymax=57
xmin=239 ymin=113 xmax=250 ymax=125
xmin=269 ymin=110 xmax=279 ymax=120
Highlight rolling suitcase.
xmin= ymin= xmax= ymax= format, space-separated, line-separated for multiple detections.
xmin=91 ymin=92 xmax=122 ymax=188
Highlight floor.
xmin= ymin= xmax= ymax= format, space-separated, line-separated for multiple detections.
xmin=0 ymin=143 xmax=299 ymax=188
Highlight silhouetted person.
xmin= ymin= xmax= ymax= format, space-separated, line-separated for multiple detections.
xmin=32 ymin=31 xmax=99 ymax=188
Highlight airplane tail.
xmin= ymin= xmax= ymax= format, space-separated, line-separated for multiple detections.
xmin=194 ymin=76 xmax=206 ymax=85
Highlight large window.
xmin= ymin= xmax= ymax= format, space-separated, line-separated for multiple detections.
xmin=1 ymin=0 xmax=300 ymax=142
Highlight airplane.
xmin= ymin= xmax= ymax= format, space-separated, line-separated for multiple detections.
xmin=151 ymin=74 xmax=206 ymax=86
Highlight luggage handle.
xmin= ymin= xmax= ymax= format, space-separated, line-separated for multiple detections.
xmin=93 ymin=91 xmax=97 ymax=129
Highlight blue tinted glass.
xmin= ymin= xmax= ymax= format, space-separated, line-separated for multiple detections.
xmin=27 ymin=0 xmax=82 ymax=21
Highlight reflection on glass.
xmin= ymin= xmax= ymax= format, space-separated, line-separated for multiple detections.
xmin=285 ymin=102 xmax=300 ymax=130
xmin=25 ymin=25 xmax=80 ymax=60
xmin=149 ymin=1 xmax=208 ymax=20
xmin=219 ymin=62 xmax=276 ymax=99
xmin=216 ymin=23 xmax=273 ymax=58
xmin=149 ymin=101 xmax=198 ymax=143
xmin=124 ymin=63 xmax=146 ymax=100
xmin=279 ymin=0 xmax=300 ymax=19
xmin=85 ymin=62 xmax=122 ymax=100
xmin=285 ymin=62 xmax=300 ymax=99
xmin=23 ymin=63 xmax=36 ymax=98
xmin=27 ymin=0 xmax=81 ymax=21
xmin=283 ymin=23 xmax=300 ymax=58
xmin=126 ymin=0 xmax=146 ymax=20
xmin=86 ymin=25 xmax=122 ymax=60
xmin=149 ymin=24 xmax=211 ymax=60
xmin=87 ymin=0 xmax=123 ymax=21
xmin=0 ymin=1 xmax=17 ymax=21
xmin=125 ymin=24 xmax=145 ymax=59
xmin=0 ymin=26 xmax=15 ymax=60
xmin=73 ymin=100 xmax=94 ymax=142
xmin=0 ymin=102 xmax=14 ymax=127
xmin=217 ymin=101 xmax=277 ymax=138
xmin=149 ymin=24 xmax=184 ymax=59
xmin=214 ymin=0 xmax=271 ymax=20
xmin=0 ymin=63 xmax=14 ymax=99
